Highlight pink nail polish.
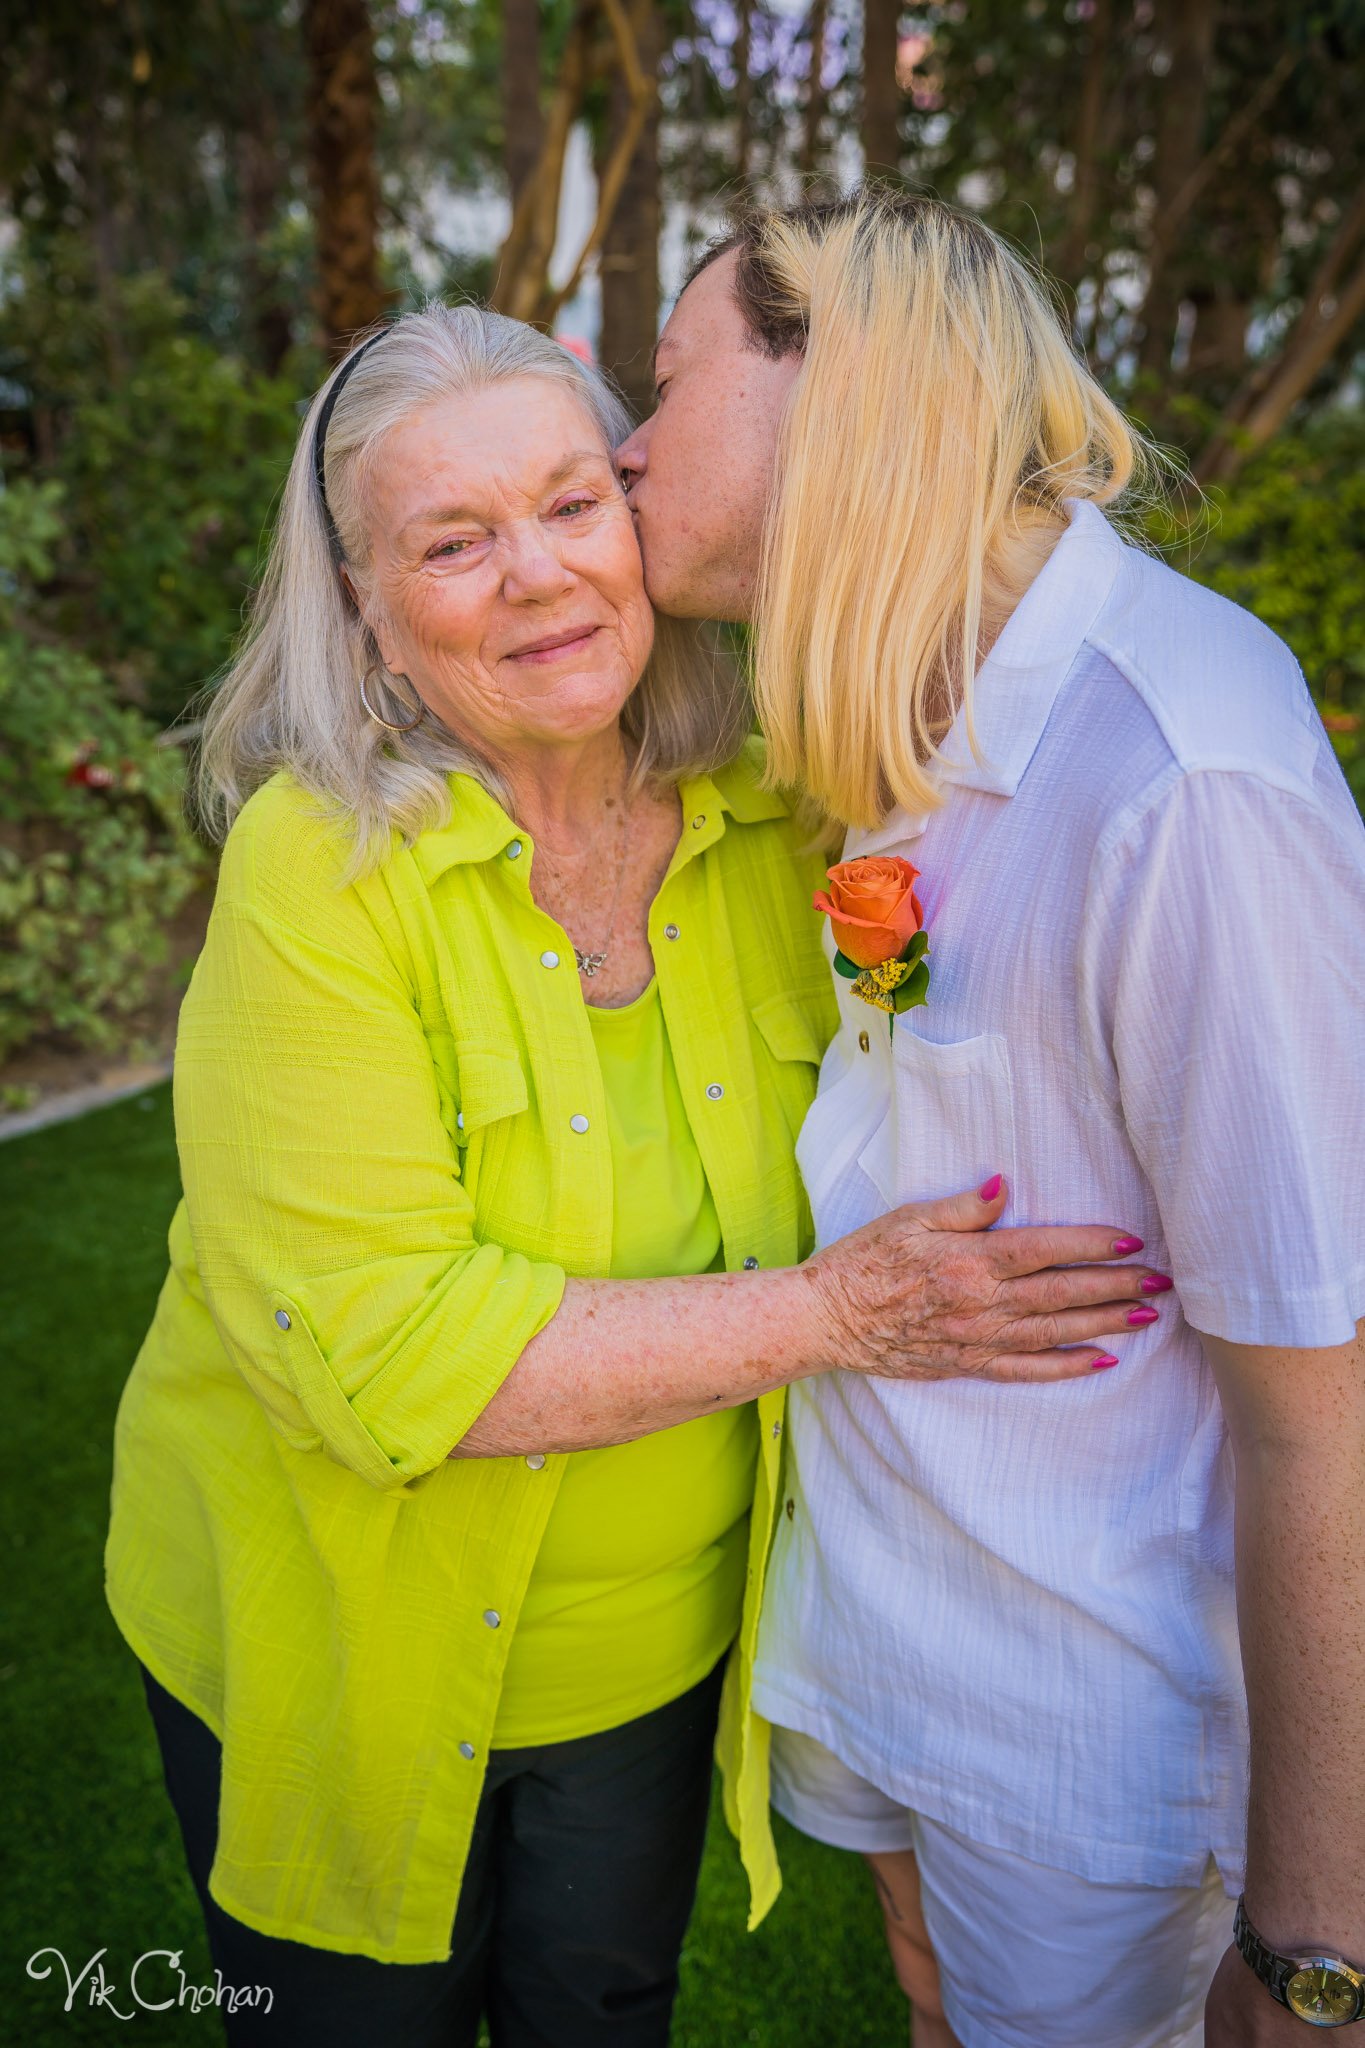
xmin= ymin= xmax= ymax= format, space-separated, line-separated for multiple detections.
xmin=978 ymin=1174 xmax=1002 ymax=1202
xmin=1126 ymin=1306 xmax=1159 ymax=1326
xmin=1091 ymin=1354 xmax=1120 ymax=1370
xmin=1140 ymin=1273 xmax=1173 ymax=1295
xmin=1112 ymin=1236 xmax=1144 ymax=1256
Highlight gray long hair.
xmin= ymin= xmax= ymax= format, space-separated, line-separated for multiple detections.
xmin=193 ymin=302 xmax=748 ymax=882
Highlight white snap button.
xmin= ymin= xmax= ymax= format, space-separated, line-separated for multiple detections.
xmin=458 ymin=1741 xmax=476 ymax=1760
xmin=456 ymin=1110 xmax=465 ymax=1131
xmin=771 ymin=1420 xmax=782 ymax=1438
xmin=742 ymin=1256 xmax=759 ymax=1271
xmin=483 ymin=1609 xmax=501 ymax=1629
xmin=663 ymin=923 xmax=680 ymax=940
xmin=705 ymin=1083 xmax=724 ymax=1100
xmin=540 ymin=950 xmax=559 ymax=969
xmin=274 ymin=1309 xmax=292 ymax=1330
xmin=570 ymin=1114 xmax=589 ymax=1133
xmin=525 ymin=1453 xmax=546 ymax=1471
xmin=506 ymin=840 xmax=523 ymax=859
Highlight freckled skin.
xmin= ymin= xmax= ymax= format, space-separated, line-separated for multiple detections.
xmin=614 ymin=249 xmax=800 ymax=623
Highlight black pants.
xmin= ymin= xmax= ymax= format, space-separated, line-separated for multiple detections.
xmin=138 ymin=1656 xmax=726 ymax=2047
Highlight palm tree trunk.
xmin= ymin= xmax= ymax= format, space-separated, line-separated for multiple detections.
xmin=302 ymin=0 xmax=384 ymax=355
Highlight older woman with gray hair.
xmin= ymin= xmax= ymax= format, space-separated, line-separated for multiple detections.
xmin=103 ymin=302 xmax=1157 ymax=2047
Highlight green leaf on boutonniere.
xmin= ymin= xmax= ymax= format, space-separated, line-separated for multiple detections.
xmin=832 ymin=949 xmax=861 ymax=979
xmin=891 ymin=957 xmax=932 ymax=1013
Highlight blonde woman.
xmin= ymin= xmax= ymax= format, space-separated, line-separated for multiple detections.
xmin=618 ymin=192 xmax=1365 ymax=2048
xmin=103 ymin=301 xmax=1157 ymax=2047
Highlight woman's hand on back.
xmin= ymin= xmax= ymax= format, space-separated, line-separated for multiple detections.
xmin=804 ymin=1175 xmax=1166 ymax=1383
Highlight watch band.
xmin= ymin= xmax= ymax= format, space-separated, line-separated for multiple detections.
xmin=1234 ymin=1897 xmax=1365 ymax=2027
xmin=1235 ymin=1897 xmax=1298 ymax=2008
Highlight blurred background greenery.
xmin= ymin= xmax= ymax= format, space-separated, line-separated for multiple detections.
xmin=0 ymin=0 xmax=1361 ymax=1072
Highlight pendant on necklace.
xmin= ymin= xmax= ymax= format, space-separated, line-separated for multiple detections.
xmin=574 ymin=949 xmax=607 ymax=977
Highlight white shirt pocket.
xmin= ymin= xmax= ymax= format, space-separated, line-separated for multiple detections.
xmin=857 ymin=1026 xmax=1019 ymax=1215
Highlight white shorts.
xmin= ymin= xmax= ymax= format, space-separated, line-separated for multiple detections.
xmin=769 ymin=1723 xmax=1235 ymax=2048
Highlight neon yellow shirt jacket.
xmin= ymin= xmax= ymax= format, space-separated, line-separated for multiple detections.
xmin=103 ymin=736 xmax=837 ymax=1964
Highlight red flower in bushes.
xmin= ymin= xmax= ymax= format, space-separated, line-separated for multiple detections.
xmin=66 ymin=756 xmax=118 ymax=789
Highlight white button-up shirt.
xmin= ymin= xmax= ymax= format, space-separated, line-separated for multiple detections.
xmin=752 ymin=497 xmax=1365 ymax=1890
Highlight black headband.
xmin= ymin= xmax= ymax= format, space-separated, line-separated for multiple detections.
xmin=313 ymin=325 xmax=392 ymax=557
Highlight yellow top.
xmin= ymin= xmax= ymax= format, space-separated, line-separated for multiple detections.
xmin=102 ymin=738 xmax=837 ymax=1964
xmin=493 ymin=979 xmax=755 ymax=1746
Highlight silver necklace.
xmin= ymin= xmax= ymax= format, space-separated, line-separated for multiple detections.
xmin=573 ymin=781 xmax=632 ymax=978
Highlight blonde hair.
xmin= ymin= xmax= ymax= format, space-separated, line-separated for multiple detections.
xmin=194 ymin=301 xmax=746 ymax=881
xmin=730 ymin=190 xmax=1156 ymax=828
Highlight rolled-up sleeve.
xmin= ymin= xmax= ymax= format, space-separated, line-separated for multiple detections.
xmin=1091 ymin=760 xmax=1365 ymax=1349
xmin=173 ymin=797 xmax=566 ymax=1492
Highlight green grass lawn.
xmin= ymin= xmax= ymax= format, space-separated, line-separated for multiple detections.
xmin=1 ymin=1084 xmax=907 ymax=2046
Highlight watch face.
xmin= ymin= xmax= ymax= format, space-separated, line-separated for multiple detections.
xmin=1286 ymin=1964 xmax=1364 ymax=2026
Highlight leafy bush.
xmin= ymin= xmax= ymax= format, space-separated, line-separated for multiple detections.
xmin=1152 ymin=411 xmax=1365 ymax=806
xmin=0 ymin=481 xmax=209 ymax=1061
xmin=1 ymin=255 xmax=306 ymax=728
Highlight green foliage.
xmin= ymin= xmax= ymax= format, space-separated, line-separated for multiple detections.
xmin=0 ymin=481 xmax=209 ymax=1061
xmin=1154 ymin=411 xmax=1365 ymax=803
xmin=1 ymin=255 xmax=306 ymax=728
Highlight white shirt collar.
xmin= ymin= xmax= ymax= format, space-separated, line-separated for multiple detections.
xmin=846 ymin=497 xmax=1125 ymax=857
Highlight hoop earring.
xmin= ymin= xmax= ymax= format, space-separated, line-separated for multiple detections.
xmin=359 ymin=664 xmax=425 ymax=733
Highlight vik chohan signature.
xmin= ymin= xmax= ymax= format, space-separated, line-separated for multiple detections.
xmin=26 ymin=1945 xmax=274 ymax=2020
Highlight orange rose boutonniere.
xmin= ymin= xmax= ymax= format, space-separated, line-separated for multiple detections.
xmin=814 ymin=855 xmax=931 ymax=1025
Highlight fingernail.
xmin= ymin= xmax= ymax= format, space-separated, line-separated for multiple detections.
xmin=978 ymin=1174 xmax=1002 ymax=1202
xmin=1091 ymin=1353 xmax=1120 ymax=1370
xmin=1140 ymin=1273 xmax=1173 ymax=1294
xmin=1126 ymin=1306 xmax=1159 ymax=1326
xmin=1112 ymin=1235 xmax=1144 ymax=1256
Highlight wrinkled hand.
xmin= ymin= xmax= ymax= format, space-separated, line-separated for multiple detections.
xmin=1206 ymin=1944 xmax=1311 ymax=2046
xmin=806 ymin=1175 xmax=1166 ymax=1384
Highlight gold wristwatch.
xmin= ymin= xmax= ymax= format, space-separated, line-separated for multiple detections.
xmin=1234 ymin=1897 xmax=1365 ymax=2027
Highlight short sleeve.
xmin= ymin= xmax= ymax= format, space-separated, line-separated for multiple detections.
xmin=1088 ymin=762 xmax=1365 ymax=1348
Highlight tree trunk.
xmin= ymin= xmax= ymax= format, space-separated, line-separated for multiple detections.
xmin=734 ymin=0 xmax=752 ymax=193
xmin=1053 ymin=0 xmax=1111 ymax=287
xmin=302 ymin=0 xmax=385 ymax=355
xmin=1198 ymin=191 xmax=1365 ymax=484
xmin=861 ymin=0 xmax=903 ymax=180
xmin=238 ymin=112 xmax=293 ymax=374
xmin=493 ymin=3 xmax=593 ymax=326
xmin=596 ymin=0 xmax=662 ymax=419
xmin=492 ymin=0 xmax=651 ymax=332
xmin=502 ymin=0 xmax=544 ymax=210
xmin=800 ymin=0 xmax=830 ymax=180
xmin=1136 ymin=0 xmax=1219 ymax=374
